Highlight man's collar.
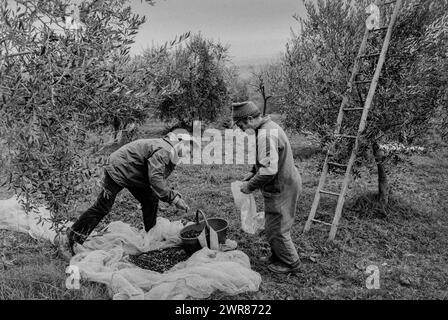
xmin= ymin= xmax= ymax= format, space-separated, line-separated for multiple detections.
xmin=255 ymin=115 xmax=272 ymax=130
xmin=162 ymin=137 xmax=176 ymax=148
xmin=161 ymin=138 xmax=179 ymax=165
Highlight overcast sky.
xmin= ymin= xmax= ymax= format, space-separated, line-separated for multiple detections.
xmin=130 ymin=0 xmax=307 ymax=63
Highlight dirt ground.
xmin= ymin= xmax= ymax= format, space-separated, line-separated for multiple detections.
xmin=1 ymin=119 xmax=447 ymax=300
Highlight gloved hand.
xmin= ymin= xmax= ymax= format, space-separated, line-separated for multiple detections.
xmin=173 ymin=195 xmax=190 ymax=212
xmin=242 ymin=172 xmax=255 ymax=181
xmin=240 ymin=182 xmax=252 ymax=194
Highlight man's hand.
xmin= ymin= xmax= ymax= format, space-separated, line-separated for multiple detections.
xmin=240 ymin=182 xmax=252 ymax=194
xmin=242 ymin=172 xmax=254 ymax=182
xmin=173 ymin=195 xmax=190 ymax=212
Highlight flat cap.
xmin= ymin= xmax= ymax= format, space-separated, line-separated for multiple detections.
xmin=232 ymin=101 xmax=261 ymax=121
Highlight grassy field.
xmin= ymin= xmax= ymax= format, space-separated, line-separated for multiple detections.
xmin=1 ymin=118 xmax=447 ymax=300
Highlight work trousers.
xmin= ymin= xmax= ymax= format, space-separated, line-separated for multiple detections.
xmin=69 ymin=170 xmax=159 ymax=244
xmin=263 ymin=175 xmax=302 ymax=267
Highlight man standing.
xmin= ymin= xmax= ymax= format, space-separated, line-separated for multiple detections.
xmin=61 ymin=133 xmax=191 ymax=257
xmin=233 ymin=101 xmax=302 ymax=274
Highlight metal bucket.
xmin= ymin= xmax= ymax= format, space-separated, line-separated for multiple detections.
xmin=179 ymin=210 xmax=228 ymax=254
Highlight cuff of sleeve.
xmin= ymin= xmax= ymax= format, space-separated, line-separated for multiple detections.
xmin=247 ymin=174 xmax=275 ymax=191
xmin=170 ymin=192 xmax=181 ymax=205
xmin=247 ymin=178 xmax=258 ymax=192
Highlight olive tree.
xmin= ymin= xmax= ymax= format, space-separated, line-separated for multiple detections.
xmin=0 ymin=0 xmax=175 ymax=230
xmin=283 ymin=0 xmax=447 ymax=210
xmin=249 ymin=60 xmax=287 ymax=115
xmin=154 ymin=33 xmax=231 ymax=129
xmin=226 ymin=64 xmax=250 ymax=103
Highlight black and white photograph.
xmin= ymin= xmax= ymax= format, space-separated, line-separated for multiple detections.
xmin=0 ymin=0 xmax=447 ymax=308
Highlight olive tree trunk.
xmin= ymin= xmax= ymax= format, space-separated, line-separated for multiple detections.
xmin=372 ymin=142 xmax=390 ymax=211
xmin=263 ymin=95 xmax=272 ymax=116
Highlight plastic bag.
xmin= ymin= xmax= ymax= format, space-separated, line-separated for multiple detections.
xmin=231 ymin=181 xmax=264 ymax=234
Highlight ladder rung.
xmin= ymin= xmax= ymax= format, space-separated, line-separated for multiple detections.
xmin=319 ymin=189 xmax=341 ymax=197
xmin=311 ymin=219 xmax=333 ymax=227
xmin=335 ymin=134 xmax=357 ymax=139
xmin=343 ymin=107 xmax=364 ymax=111
xmin=359 ymin=53 xmax=381 ymax=59
xmin=328 ymin=162 xmax=348 ymax=168
xmin=354 ymin=80 xmax=372 ymax=84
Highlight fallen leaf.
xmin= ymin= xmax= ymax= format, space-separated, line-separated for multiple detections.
xmin=399 ymin=274 xmax=412 ymax=286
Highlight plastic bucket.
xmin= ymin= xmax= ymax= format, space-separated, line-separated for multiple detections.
xmin=179 ymin=213 xmax=228 ymax=254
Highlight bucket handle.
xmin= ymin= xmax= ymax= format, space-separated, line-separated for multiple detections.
xmin=196 ymin=209 xmax=212 ymax=231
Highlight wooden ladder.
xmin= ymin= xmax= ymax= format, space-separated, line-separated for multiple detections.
xmin=304 ymin=0 xmax=403 ymax=240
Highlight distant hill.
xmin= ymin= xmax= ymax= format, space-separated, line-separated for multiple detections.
xmin=236 ymin=64 xmax=257 ymax=81
xmin=229 ymin=53 xmax=283 ymax=80
xmin=231 ymin=54 xmax=274 ymax=66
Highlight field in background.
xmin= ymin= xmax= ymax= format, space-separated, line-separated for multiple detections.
xmin=1 ymin=117 xmax=447 ymax=299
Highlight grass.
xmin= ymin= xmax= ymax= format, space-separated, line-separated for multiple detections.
xmin=0 ymin=119 xmax=447 ymax=300
xmin=0 ymin=231 xmax=110 ymax=299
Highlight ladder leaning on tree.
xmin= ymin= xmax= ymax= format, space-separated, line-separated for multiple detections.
xmin=303 ymin=0 xmax=403 ymax=241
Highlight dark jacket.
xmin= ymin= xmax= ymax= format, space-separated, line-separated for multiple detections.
xmin=105 ymin=138 xmax=179 ymax=203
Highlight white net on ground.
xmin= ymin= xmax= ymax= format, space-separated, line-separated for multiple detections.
xmin=0 ymin=196 xmax=261 ymax=300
